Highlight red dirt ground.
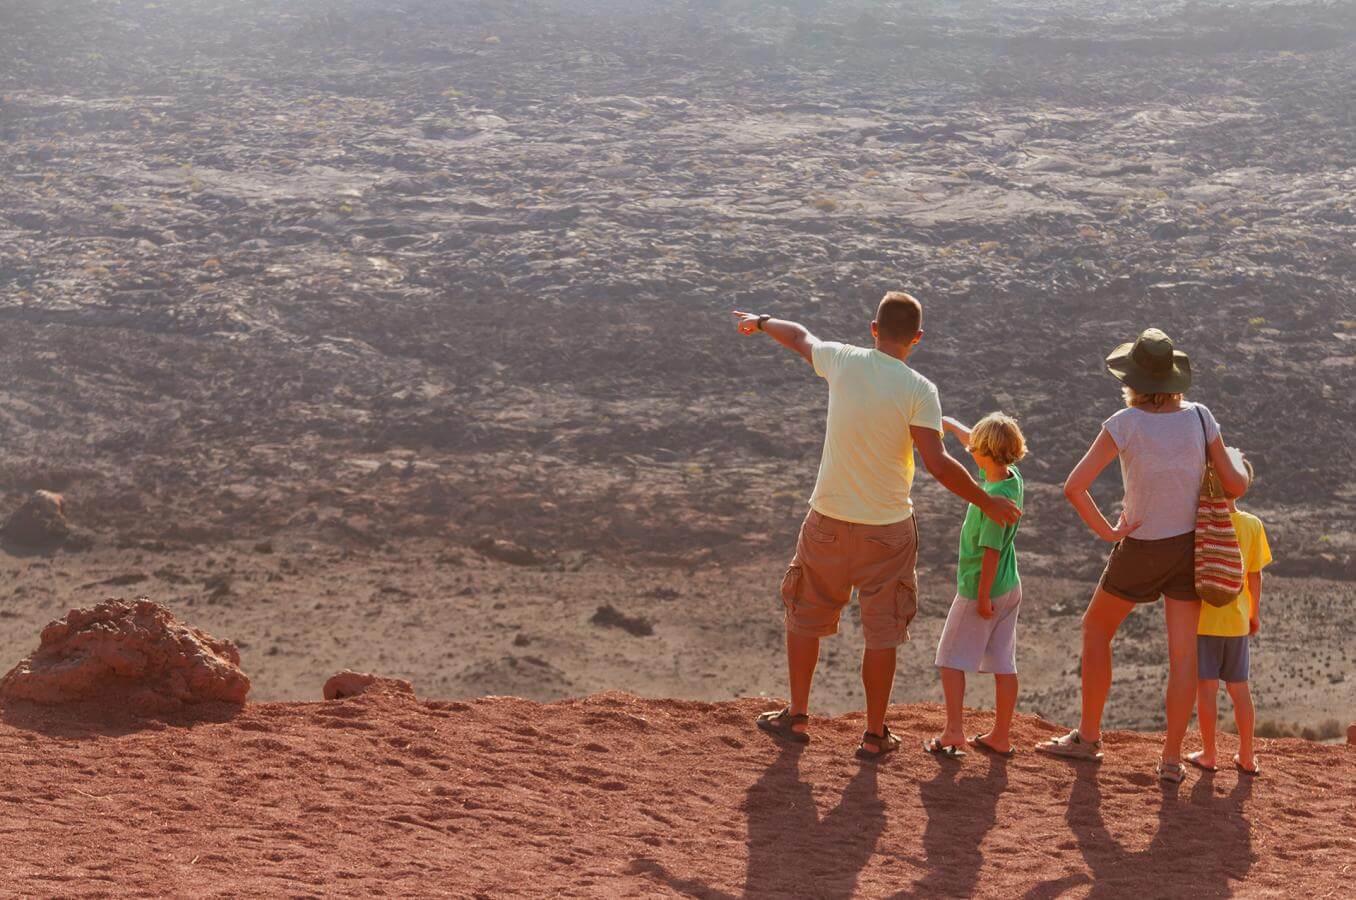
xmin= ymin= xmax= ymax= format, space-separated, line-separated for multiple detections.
xmin=1 ymin=692 xmax=1351 ymax=898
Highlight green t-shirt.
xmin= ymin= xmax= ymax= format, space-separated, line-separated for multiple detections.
xmin=956 ymin=467 xmax=1023 ymax=600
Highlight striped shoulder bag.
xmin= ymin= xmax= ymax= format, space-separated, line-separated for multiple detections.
xmin=1194 ymin=408 xmax=1245 ymax=607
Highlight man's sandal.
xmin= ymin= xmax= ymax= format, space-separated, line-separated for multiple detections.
xmin=1035 ymin=730 xmax=1103 ymax=761
xmin=922 ymin=737 xmax=966 ymax=759
xmin=756 ymin=707 xmax=810 ymax=744
xmin=1157 ymin=761 xmax=1187 ymax=784
xmin=855 ymin=726 xmax=901 ymax=760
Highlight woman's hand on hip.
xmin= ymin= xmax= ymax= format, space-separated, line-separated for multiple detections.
xmin=1100 ymin=512 xmax=1142 ymax=543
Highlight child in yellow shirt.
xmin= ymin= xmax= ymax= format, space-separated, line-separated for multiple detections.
xmin=1188 ymin=459 xmax=1271 ymax=776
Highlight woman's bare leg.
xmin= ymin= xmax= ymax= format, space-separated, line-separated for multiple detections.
xmin=1079 ymin=589 xmax=1136 ymax=742
xmin=1162 ymin=598 xmax=1202 ymax=764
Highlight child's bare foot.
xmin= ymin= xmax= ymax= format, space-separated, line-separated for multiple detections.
xmin=1185 ymin=750 xmax=1217 ymax=771
xmin=931 ymin=729 xmax=967 ymax=752
xmin=972 ymin=731 xmax=1012 ymax=755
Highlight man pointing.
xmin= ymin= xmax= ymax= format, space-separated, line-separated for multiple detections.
xmin=735 ymin=292 xmax=1021 ymax=758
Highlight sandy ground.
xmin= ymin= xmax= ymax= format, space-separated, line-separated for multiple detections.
xmin=1 ymin=691 xmax=1351 ymax=897
xmin=2 ymin=542 xmax=1351 ymax=734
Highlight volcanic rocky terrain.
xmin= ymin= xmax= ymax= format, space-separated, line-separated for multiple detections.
xmin=0 ymin=1 xmax=1353 ymax=730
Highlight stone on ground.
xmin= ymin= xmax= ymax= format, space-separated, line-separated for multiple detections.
xmin=1 ymin=490 xmax=71 ymax=546
xmin=323 ymin=670 xmax=415 ymax=701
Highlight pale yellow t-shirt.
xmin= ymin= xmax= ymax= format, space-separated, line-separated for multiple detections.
xmin=1198 ymin=510 xmax=1272 ymax=637
xmin=808 ymin=342 xmax=943 ymax=526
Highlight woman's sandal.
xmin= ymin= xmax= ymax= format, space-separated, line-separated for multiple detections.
xmin=1035 ymin=730 xmax=1104 ymax=761
xmin=1234 ymin=755 xmax=1261 ymax=777
xmin=922 ymin=737 xmax=966 ymax=759
xmin=1157 ymin=761 xmax=1187 ymax=784
xmin=856 ymin=726 xmax=901 ymax=760
xmin=755 ymin=706 xmax=810 ymax=744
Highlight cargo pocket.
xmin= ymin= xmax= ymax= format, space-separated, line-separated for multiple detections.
xmin=780 ymin=564 xmax=803 ymax=613
xmin=894 ymin=580 xmax=918 ymax=640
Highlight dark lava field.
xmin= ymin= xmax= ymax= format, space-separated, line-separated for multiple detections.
xmin=1 ymin=0 xmax=1353 ymax=584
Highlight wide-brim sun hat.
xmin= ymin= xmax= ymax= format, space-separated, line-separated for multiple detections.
xmin=1105 ymin=327 xmax=1192 ymax=394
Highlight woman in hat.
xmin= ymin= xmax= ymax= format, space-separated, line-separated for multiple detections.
xmin=1036 ymin=328 xmax=1250 ymax=783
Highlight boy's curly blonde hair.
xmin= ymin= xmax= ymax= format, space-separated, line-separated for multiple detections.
xmin=968 ymin=413 xmax=1027 ymax=467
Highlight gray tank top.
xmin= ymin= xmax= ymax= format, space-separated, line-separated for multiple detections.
xmin=1101 ymin=402 xmax=1221 ymax=541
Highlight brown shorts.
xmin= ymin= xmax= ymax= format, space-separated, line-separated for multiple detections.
xmin=1098 ymin=532 xmax=1199 ymax=604
xmin=780 ymin=510 xmax=919 ymax=650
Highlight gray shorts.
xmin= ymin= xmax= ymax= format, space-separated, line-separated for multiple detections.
xmin=934 ymin=582 xmax=1021 ymax=675
xmin=1198 ymin=635 xmax=1249 ymax=683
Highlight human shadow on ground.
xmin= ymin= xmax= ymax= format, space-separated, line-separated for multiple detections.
xmin=872 ymin=750 xmax=1010 ymax=899
xmin=630 ymin=742 xmax=887 ymax=898
xmin=1024 ymin=765 xmax=1256 ymax=899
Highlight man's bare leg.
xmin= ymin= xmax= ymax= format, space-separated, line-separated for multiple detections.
xmin=862 ymin=646 xmax=897 ymax=737
xmin=786 ymin=630 xmax=820 ymax=734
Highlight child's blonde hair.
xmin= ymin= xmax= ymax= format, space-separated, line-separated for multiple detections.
xmin=969 ymin=413 xmax=1027 ymax=467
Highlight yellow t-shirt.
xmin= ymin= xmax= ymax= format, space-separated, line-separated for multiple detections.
xmin=1198 ymin=509 xmax=1272 ymax=637
xmin=807 ymin=342 xmax=943 ymax=526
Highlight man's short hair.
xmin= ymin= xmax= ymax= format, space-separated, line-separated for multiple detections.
xmin=875 ymin=292 xmax=922 ymax=342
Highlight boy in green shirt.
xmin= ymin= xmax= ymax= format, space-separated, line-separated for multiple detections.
xmin=926 ymin=413 xmax=1026 ymax=758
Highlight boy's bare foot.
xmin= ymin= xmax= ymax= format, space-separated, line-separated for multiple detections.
xmin=934 ymin=728 xmax=968 ymax=751
xmin=1185 ymin=750 xmax=1217 ymax=771
xmin=972 ymin=731 xmax=1012 ymax=755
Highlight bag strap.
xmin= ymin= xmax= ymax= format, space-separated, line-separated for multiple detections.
xmin=1195 ymin=405 xmax=1219 ymax=499
xmin=1195 ymin=406 xmax=1208 ymax=464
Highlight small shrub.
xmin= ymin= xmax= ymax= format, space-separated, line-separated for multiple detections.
xmin=1256 ymin=719 xmax=1297 ymax=738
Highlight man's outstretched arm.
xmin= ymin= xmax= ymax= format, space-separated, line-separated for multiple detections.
xmin=733 ymin=310 xmax=819 ymax=365
xmin=911 ymin=426 xmax=1021 ymax=526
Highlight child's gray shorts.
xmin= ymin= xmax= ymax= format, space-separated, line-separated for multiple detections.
xmin=934 ymin=582 xmax=1022 ymax=675
xmin=1198 ymin=634 xmax=1249 ymax=683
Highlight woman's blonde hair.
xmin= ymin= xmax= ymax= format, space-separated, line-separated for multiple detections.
xmin=1123 ymin=386 xmax=1184 ymax=408
xmin=968 ymin=413 xmax=1027 ymax=466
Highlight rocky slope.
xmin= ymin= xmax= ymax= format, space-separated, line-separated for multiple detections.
xmin=0 ymin=1 xmax=1352 ymax=730
xmin=1 ymin=0 xmax=1352 ymax=575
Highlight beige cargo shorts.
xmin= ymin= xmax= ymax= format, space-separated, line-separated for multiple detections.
xmin=779 ymin=509 xmax=920 ymax=650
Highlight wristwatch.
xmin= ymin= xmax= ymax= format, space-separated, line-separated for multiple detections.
xmin=756 ymin=314 xmax=771 ymax=331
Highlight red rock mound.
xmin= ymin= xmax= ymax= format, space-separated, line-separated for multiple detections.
xmin=0 ymin=693 xmax=1349 ymax=896
xmin=0 ymin=598 xmax=249 ymax=713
